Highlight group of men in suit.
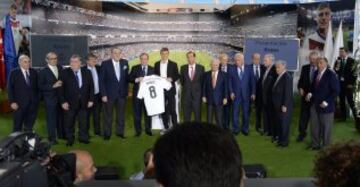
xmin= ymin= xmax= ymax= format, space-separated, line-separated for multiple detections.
xmin=7 ymin=46 xmax=348 ymax=149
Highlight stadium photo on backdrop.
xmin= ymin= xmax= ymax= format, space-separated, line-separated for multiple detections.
xmin=0 ymin=0 xmax=360 ymax=187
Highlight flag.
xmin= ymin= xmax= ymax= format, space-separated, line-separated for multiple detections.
xmin=331 ymin=20 xmax=344 ymax=68
xmin=0 ymin=29 xmax=5 ymax=89
xmin=3 ymin=15 xmax=18 ymax=84
xmin=323 ymin=21 xmax=333 ymax=65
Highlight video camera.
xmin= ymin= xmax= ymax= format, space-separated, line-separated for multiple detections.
xmin=0 ymin=132 xmax=76 ymax=187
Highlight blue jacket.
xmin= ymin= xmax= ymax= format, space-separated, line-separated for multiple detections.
xmin=99 ymin=59 xmax=129 ymax=101
xmin=202 ymin=70 xmax=228 ymax=106
xmin=228 ymin=65 xmax=255 ymax=103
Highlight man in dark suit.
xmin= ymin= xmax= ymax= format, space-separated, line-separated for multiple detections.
xmin=202 ymin=58 xmax=228 ymax=127
xmin=219 ymin=52 xmax=234 ymax=130
xmin=180 ymin=51 xmax=205 ymax=122
xmin=262 ymin=53 xmax=278 ymax=137
xmin=250 ymin=53 xmax=266 ymax=133
xmin=129 ymin=52 xmax=154 ymax=136
xmin=100 ymin=47 xmax=129 ymax=140
xmin=154 ymin=47 xmax=179 ymax=130
xmin=82 ymin=53 xmax=101 ymax=136
xmin=307 ymin=57 xmax=340 ymax=149
xmin=333 ymin=47 xmax=357 ymax=121
xmin=228 ymin=53 xmax=255 ymax=135
xmin=296 ymin=51 xmax=318 ymax=142
xmin=272 ymin=60 xmax=293 ymax=147
xmin=38 ymin=52 xmax=64 ymax=144
xmin=7 ymin=55 xmax=39 ymax=132
xmin=59 ymin=54 xmax=94 ymax=146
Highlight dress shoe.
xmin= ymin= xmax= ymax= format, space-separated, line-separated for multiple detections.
xmin=104 ymin=136 xmax=110 ymax=141
xmin=145 ymin=131 xmax=153 ymax=136
xmin=49 ymin=140 xmax=58 ymax=145
xmin=117 ymin=134 xmax=126 ymax=139
xmin=66 ymin=142 xmax=74 ymax=147
xmin=296 ymin=135 xmax=305 ymax=142
xmin=79 ymin=139 xmax=90 ymax=144
xmin=241 ymin=131 xmax=249 ymax=136
xmin=232 ymin=131 xmax=240 ymax=136
xmin=135 ymin=132 xmax=141 ymax=137
xmin=277 ymin=143 xmax=289 ymax=148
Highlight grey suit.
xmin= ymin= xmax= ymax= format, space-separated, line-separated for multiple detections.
xmin=180 ymin=64 xmax=205 ymax=122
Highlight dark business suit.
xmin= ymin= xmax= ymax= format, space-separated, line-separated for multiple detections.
xmin=297 ymin=64 xmax=316 ymax=139
xmin=129 ymin=64 xmax=154 ymax=135
xmin=7 ymin=68 xmax=39 ymax=132
xmin=228 ymin=65 xmax=255 ymax=134
xmin=38 ymin=65 xmax=64 ymax=141
xmin=262 ymin=65 xmax=278 ymax=136
xmin=82 ymin=65 xmax=102 ymax=136
xmin=272 ymin=72 xmax=293 ymax=146
xmin=219 ymin=64 xmax=234 ymax=129
xmin=309 ymin=68 xmax=340 ymax=147
xmin=100 ymin=59 xmax=129 ymax=138
xmin=180 ymin=64 xmax=205 ymax=122
xmin=154 ymin=60 xmax=179 ymax=129
xmin=202 ymin=70 xmax=228 ymax=127
xmin=251 ymin=64 xmax=266 ymax=131
xmin=59 ymin=68 xmax=94 ymax=144
xmin=333 ymin=57 xmax=357 ymax=120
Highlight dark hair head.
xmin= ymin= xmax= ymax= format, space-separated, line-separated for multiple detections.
xmin=153 ymin=122 xmax=243 ymax=187
xmin=70 ymin=54 xmax=81 ymax=61
xmin=10 ymin=4 xmax=17 ymax=10
xmin=140 ymin=52 xmax=149 ymax=59
xmin=317 ymin=2 xmax=330 ymax=11
xmin=160 ymin=47 xmax=169 ymax=53
xmin=86 ymin=53 xmax=97 ymax=61
xmin=314 ymin=141 xmax=360 ymax=187
xmin=187 ymin=51 xmax=196 ymax=58
xmin=339 ymin=47 xmax=348 ymax=52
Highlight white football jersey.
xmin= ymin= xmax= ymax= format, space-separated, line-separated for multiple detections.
xmin=137 ymin=75 xmax=172 ymax=116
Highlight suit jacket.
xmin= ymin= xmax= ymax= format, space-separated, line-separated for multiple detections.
xmin=202 ymin=71 xmax=228 ymax=106
xmin=59 ymin=68 xmax=94 ymax=110
xmin=271 ymin=72 xmax=293 ymax=112
xmin=228 ymin=65 xmax=256 ymax=102
xmin=310 ymin=68 xmax=340 ymax=113
xmin=129 ymin=64 xmax=155 ymax=97
xmin=180 ymin=64 xmax=205 ymax=102
xmin=262 ymin=65 xmax=278 ymax=106
xmin=38 ymin=64 xmax=63 ymax=106
xmin=297 ymin=64 xmax=316 ymax=95
xmin=99 ymin=59 xmax=129 ymax=101
xmin=251 ymin=64 xmax=266 ymax=102
xmin=333 ymin=57 xmax=356 ymax=87
xmin=219 ymin=63 xmax=235 ymax=98
xmin=154 ymin=60 xmax=179 ymax=96
xmin=7 ymin=68 xmax=39 ymax=106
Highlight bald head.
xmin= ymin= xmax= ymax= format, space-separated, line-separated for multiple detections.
xmin=70 ymin=150 xmax=96 ymax=184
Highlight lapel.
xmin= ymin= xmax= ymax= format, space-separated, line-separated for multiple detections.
xmin=166 ymin=60 xmax=171 ymax=76
xmin=109 ymin=59 xmax=119 ymax=81
xmin=69 ymin=69 xmax=80 ymax=89
xmin=214 ymin=71 xmax=221 ymax=90
xmin=46 ymin=66 xmax=57 ymax=80
xmin=19 ymin=69 xmax=30 ymax=87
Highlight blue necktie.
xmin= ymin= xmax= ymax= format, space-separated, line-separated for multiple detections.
xmin=75 ymin=71 xmax=80 ymax=88
xmin=239 ymin=68 xmax=243 ymax=80
xmin=25 ymin=71 xmax=30 ymax=86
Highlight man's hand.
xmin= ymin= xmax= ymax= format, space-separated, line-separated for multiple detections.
xmin=87 ymin=102 xmax=94 ymax=108
xmin=166 ymin=77 xmax=173 ymax=82
xmin=251 ymin=94 xmax=256 ymax=101
xmin=10 ymin=103 xmax=18 ymax=111
xmin=230 ymin=93 xmax=235 ymax=101
xmin=62 ymin=102 xmax=69 ymax=111
xmin=299 ymin=88 xmax=304 ymax=97
xmin=305 ymin=93 xmax=312 ymax=102
xmin=281 ymin=106 xmax=287 ymax=113
xmin=136 ymin=77 xmax=144 ymax=83
xmin=102 ymin=96 xmax=108 ymax=103
xmin=320 ymin=101 xmax=328 ymax=108
xmin=202 ymin=97 xmax=207 ymax=103
xmin=52 ymin=80 xmax=62 ymax=88
xmin=223 ymin=98 xmax=228 ymax=106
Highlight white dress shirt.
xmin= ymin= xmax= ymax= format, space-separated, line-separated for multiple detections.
xmin=160 ymin=60 xmax=168 ymax=78
xmin=188 ymin=64 xmax=196 ymax=79
xmin=48 ymin=64 xmax=59 ymax=79
xmin=112 ymin=59 xmax=121 ymax=81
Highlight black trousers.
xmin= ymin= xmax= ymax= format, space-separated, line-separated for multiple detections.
xmin=63 ymin=103 xmax=88 ymax=143
xmin=263 ymin=103 xmax=275 ymax=136
xmin=162 ymin=92 xmax=178 ymax=129
xmin=87 ymin=94 xmax=101 ymax=135
xmin=13 ymin=101 xmax=38 ymax=132
xmin=298 ymin=98 xmax=311 ymax=137
xmin=338 ymin=82 xmax=356 ymax=120
xmin=45 ymin=103 xmax=63 ymax=141
xmin=182 ymin=95 xmax=201 ymax=122
xmin=133 ymin=97 xmax=151 ymax=134
xmin=222 ymin=100 xmax=231 ymax=129
xmin=275 ymin=110 xmax=291 ymax=145
xmin=207 ymin=104 xmax=223 ymax=127
xmin=251 ymin=98 xmax=262 ymax=130
xmin=103 ymin=97 xmax=126 ymax=138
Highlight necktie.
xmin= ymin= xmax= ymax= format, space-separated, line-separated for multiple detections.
xmin=255 ymin=66 xmax=259 ymax=80
xmin=310 ymin=66 xmax=315 ymax=83
xmin=142 ymin=66 xmax=146 ymax=76
xmin=190 ymin=66 xmax=194 ymax=81
xmin=115 ymin=62 xmax=120 ymax=81
xmin=25 ymin=70 xmax=30 ymax=86
xmin=212 ymin=71 xmax=217 ymax=89
xmin=239 ymin=68 xmax=243 ymax=80
xmin=75 ymin=71 xmax=80 ymax=88
xmin=315 ymin=73 xmax=321 ymax=87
